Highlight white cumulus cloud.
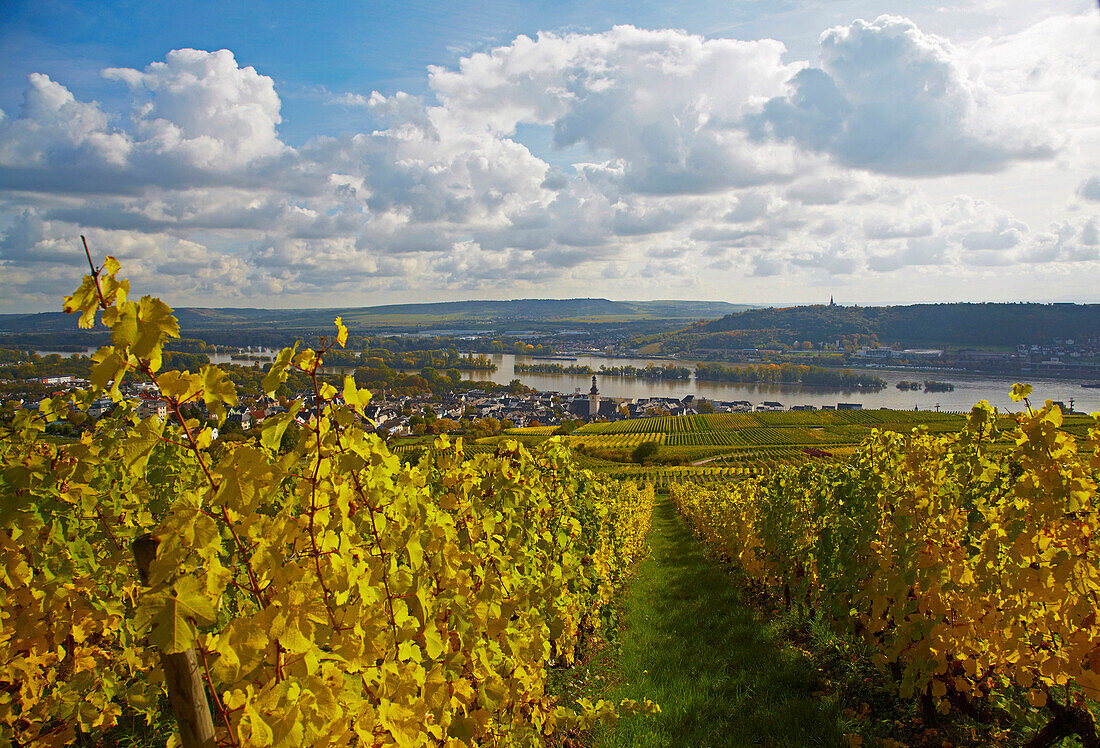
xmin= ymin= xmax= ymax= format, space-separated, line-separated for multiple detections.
xmin=0 ymin=9 xmax=1097 ymax=310
xmin=750 ymin=15 xmax=1056 ymax=175
xmin=103 ymin=48 xmax=286 ymax=168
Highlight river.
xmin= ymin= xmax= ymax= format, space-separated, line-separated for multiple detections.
xmin=37 ymin=348 xmax=1100 ymax=413
xmin=457 ymin=353 xmax=1100 ymax=414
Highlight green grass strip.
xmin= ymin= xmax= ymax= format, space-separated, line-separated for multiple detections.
xmin=595 ymin=497 xmax=850 ymax=747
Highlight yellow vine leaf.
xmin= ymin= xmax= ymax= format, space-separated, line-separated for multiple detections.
xmin=2 ymin=256 xmax=662 ymax=748
xmin=334 ymin=316 xmax=348 ymax=348
xmin=147 ymin=577 xmax=217 ymax=655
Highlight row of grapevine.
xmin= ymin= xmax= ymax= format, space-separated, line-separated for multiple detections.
xmin=601 ymin=466 xmax=756 ymax=485
xmin=664 ymin=431 xmax=741 ymax=447
xmin=0 ymin=259 xmax=658 ymax=747
xmin=831 ymin=409 xmax=963 ymax=427
xmin=579 ymin=410 xmax=1093 ymax=438
xmin=671 ymin=393 xmax=1100 ymax=744
xmin=679 ymin=415 xmax=714 ymax=432
xmin=504 ymin=425 xmax=557 ymax=435
xmin=704 ymin=413 xmax=760 ymax=429
xmin=580 ymin=421 xmax=869 ymax=451
xmin=736 ymin=427 xmax=809 ymax=446
xmin=476 ymin=432 xmax=550 ymax=448
xmin=569 ymin=433 xmax=663 ymax=450
xmin=712 ymin=447 xmax=810 ymax=470
xmin=576 ymin=416 xmax=669 ymax=435
xmin=394 ymin=441 xmax=498 ymax=460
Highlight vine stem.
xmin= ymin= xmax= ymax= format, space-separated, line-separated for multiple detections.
xmin=81 ymin=235 xmax=108 ymax=308
xmin=307 ymin=349 xmax=400 ymax=644
xmin=334 ymin=417 xmax=401 ymax=644
xmin=197 ymin=644 xmax=238 ymax=747
xmin=93 ymin=501 xmax=123 ymax=553
xmin=81 ymin=242 xmax=251 ymax=594
xmin=145 ymin=364 xmax=220 ymax=492
xmin=304 ymin=353 xmax=346 ymax=633
xmin=131 ymin=359 xmax=268 ymax=609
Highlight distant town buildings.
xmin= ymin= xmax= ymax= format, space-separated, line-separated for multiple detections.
xmin=855 ymin=347 xmax=943 ymax=360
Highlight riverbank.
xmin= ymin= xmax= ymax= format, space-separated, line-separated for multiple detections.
xmin=15 ymin=346 xmax=1100 ymax=412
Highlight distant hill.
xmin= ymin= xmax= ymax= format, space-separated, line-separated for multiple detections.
xmin=662 ymin=303 xmax=1100 ymax=349
xmin=0 ymin=299 xmax=754 ymax=335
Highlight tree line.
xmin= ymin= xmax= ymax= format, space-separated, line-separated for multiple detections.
xmin=680 ymin=302 xmax=1100 ymax=348
xmin=695 ymin=362 xmax=886 ymax=388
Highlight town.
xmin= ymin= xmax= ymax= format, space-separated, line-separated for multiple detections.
xmin=1 ymin=370 xmax=874 ymax=440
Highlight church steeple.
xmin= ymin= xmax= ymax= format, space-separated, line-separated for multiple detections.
xmin=588 ymin=376 xmax=599 ymax=418
xmin=589 ymin=375 xmax=599 ymax=396
xmin=829 ymin=295 xmax=836 ymax=307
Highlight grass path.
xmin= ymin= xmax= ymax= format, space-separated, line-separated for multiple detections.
xmin=593 ymin=497 xmax=851 ymax=747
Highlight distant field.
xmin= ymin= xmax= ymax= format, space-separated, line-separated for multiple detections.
xmin=338 ymin=312 xmax=475 ymax=325
xmin=0 ymin=298 xmax=753 ymax=334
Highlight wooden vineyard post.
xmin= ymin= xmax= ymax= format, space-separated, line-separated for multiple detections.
xmin=132 ymin=533 xmax=217 ymax=748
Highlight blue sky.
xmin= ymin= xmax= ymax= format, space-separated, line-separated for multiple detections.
xmin=0 ymin=0 xmax=1097 ymax=310
xmin=0 ymin=0 xmax=845 ymax=145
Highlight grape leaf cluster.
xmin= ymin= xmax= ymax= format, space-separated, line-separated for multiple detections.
xmin=672 ymin=395 xmax=1100 ymax=740
xmin=0 ymin=257 xmax=658 ymax=746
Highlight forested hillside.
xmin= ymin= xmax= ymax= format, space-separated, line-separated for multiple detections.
xmin=652 ymin=302 xmax=1100 ymax=351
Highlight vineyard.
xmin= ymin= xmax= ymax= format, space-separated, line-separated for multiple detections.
xmin=349 ymin=403 xmax=1100 ymax=743
xmin=505 ymin=425 xmax=557 ymax=436
xmin=499 ymin=410 xmax=1100 ymax=481
xmin=670 ymin=390 xmax=1100 ymax=745
xmin=0 ymin=258 xmax=658 ymax=747
xmin=5 ymin=256 xmax=1100 ymax=746
xmin=567 ymin=433 xmax=664 ymax=450
xmin=574 ymin=409 xmax=971 ymax=435
xmin=406 ymin=404 xmax=1100 ymax=744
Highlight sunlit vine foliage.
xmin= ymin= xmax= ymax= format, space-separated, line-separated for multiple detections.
xmin=0 ymin=255 xmax=657 ymax=746
xmin=671 ymin=388 xmax=1100 ymax=742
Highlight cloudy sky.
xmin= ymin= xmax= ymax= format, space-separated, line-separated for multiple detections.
xmin=0 ymin=0 xmax=1097 ymax=312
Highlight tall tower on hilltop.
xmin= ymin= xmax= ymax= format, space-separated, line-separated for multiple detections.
xmin=829 ymin=296 xmax=836 ymax=307
xmin=589 ymin=376 xmax=600 ymax=418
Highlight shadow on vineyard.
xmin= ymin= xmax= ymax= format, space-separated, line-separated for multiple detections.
xmin=592 ymin=497 xmax=849 ymax=747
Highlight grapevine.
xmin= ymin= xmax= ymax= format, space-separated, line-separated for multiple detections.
xmin=671 ymin=390 xmax=1100 ymax=744
xmin=0 ymin=253 xmax=657 ymax=746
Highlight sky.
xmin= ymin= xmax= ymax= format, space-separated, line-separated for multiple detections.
xmin=0 ymin=0 xmax=1097 ymax=312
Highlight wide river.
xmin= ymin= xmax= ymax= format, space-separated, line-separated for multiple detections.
xmin=461 ymin=354 xmax=1100 ymax=413
xmin=198 ymin=350 xmax=1100 ymax=412
xmin=39 ymin=348 xmax=1100 ymax=414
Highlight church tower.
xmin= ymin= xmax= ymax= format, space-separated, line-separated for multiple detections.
xmin=589 ymin=376 xmax=600 ymax=418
